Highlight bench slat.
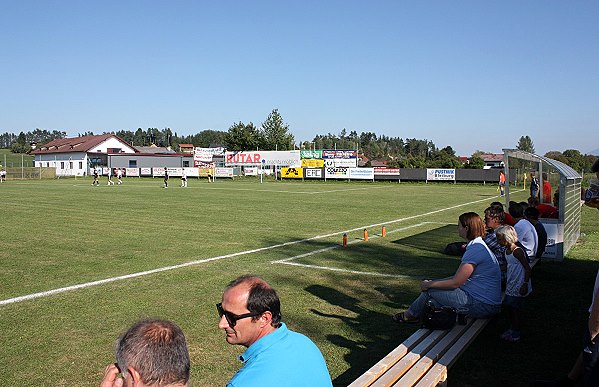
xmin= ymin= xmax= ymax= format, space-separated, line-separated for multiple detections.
xmin=395 ymin=319 xmax=474 ymax=386
xmin=413 ymin=318 xmax=489 ymax=386
xmin=348 ymin=329 xmax=431 ymax=387
xmin=372 ymin=330 xmax=447 ymax=386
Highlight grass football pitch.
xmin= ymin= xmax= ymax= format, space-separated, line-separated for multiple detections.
xmin=1 ymin=177 xmax=597 ymax=386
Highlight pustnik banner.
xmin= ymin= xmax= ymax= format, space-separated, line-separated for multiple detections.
xmin=321 ymin=150 xmax=357 ymax=159
xmin=224 ymin=151 xmax=300 ymax=167
xmin=426 ymin=169 xmax=456 ymax=181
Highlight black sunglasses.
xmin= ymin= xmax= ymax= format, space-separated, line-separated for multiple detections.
xmin=216 ymin=303 xmax=261 ymax=328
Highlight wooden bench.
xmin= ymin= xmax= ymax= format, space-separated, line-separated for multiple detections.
xmin=350 ymin=258 xmax=539 ymax=387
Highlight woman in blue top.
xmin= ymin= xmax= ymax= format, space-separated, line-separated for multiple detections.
xmin=393 ymin=212 xmax=502 ymax=323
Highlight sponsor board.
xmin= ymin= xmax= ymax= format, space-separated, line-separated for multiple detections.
xmin=300 ymin=150 xmax=322 ymax=159
xmin=224 ymin=151 xmax=300 ymax=167
xmin=198 ymin=168 xmax=214 ymax=177
xmin=281 ymin=167 xmax=303 ymax=178
xmin=244 ymin=167 xmax=258 ymax=176
xmin=301 ymin=159 xmax=325 ymax=168
xmin=321 ymin=149 xmax=357 ymax=159
xmin=184 ymin=167 xmax=199 ymax=177
xmin=325 ymin=166 xmax=350 ymax=179
xmin=304 ymin=168 xmax=322 ymax=178
xmin=194 ymin=147 xmax=225 ymax=162
xmin=125 ymin=168 xmax=139 ymax=177
xmin=540 ymin=221 xmax=564 ymax=259
xmin=374 ymin=168 xmax=401 ymax=175
xmin=349 ymin=167 xmax=374 ymax=180
xmin=140 ymin=168 xmax=152 ymax=176
xmin=214 ymin=167 xmax=234 ymax=177
xmin=325 ymin=158 xmax=357 ymax=168
xmin=426 ymin=168 xmax=456 ymax=181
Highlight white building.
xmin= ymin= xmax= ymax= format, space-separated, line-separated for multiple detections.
xmin=31 ymin=134 xmax=137 ymax=176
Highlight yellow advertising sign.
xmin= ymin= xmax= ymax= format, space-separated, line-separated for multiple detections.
xmin=198 ymin=168 xmax=214 ymax=177
xmin=281 ymin=167 xmax=303 ymax=179
xmin=301 ymin=159 xmax=324 ymax=168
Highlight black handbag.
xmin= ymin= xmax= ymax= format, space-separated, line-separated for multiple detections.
xmin=422 ymin=302 xmax=457 ymax=330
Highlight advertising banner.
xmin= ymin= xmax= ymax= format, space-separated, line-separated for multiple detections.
xmin=214 ymin=167 xmax=234 ymax=178
xmin=540 ymin=221 xmax=564 ymax=260
xmin=244 ymin=167 xmax=258 ymax=176
xmin=374 ymin=168 xmax=401 ymax=175
xmin=426 ymin=168 xmax=456 ymax=181
xmin=325 ymin=158 xmax=357 ymax=168
xmin=304 ymin=168 xmax=323 ymax=178
xmin=194 ymin=147 xmax=225 ymax=162
xmin=125 ymin=168 xmax=139 ymax=177
xmin=184 ymin=167 xmax=199 ymax=177
xmin=224 ymin=151 xmax=300 ymax=167
xmin=349 ymin=168 xmax=374 ymax=180
xmin=322 ymin=150 xmax=357 ymax=159
xmin=281 ymin=167 xmax=303 ymax=179
xmin=140 ymin=168 xmax=152 ymax=176
xmin=325 ymin=167 xmax=350 ymax=179
xmin=300 ymin=150 xmax=322 ymax=159
xmin=152 ymin=167 xmax=165 ymax=177
xmin=301 ymin=159 xmax=325 ymax=168
xmin=198 ymin=168 xmax=214 ymax=177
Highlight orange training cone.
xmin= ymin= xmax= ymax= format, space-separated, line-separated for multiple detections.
xmin=364 ymin=229 xmax=368 ymax=241
xmin=343 ymin=233 xmax=347 ymax=248
xmin=382 ymin=226 xmax=387 ymax=237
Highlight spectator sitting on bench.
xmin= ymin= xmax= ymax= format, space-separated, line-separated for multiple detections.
xmin=525 ymin=206 xmax=547 ymax=259
xmin=492 ymin=201 xmax=516 ymax=226
xmin=393 ymin=212 xmax=502 ymax=323
xmin=528 ymin=196 xmax=559 ymax=219
xmin=495 ymin=225 xmax=532 ymax=343
xmin=509 ymin=202 xmax=538 ymax=260
xmin=483 ymin=205 xmax=507 ymax=284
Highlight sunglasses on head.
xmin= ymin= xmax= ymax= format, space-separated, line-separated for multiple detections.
xmin=216 ymin=303 xmax=262 ymax=328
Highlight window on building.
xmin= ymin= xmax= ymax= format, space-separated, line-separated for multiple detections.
xmin=183 ymin=160 xmax=190 ymax=167
xmin=61 ymin=162 xmax=65 ymax=169
xmin=70 ymin=162 xmax=73 ymax=169
xmin=128 ymin=160 xmax=137 ymax=168
xmin=79 ymin=162 xmax=83 ymax=169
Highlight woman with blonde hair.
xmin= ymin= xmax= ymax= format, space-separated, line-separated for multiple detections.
xmin=393 ymin=212 xmax=502 ymax=323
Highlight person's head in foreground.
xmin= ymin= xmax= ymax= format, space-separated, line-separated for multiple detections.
xmin=101 ymin=319 xmax=190 ymax=387
xmin=217 ymin=274 xmax=282 ymax=348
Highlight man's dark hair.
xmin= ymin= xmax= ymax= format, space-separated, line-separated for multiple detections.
xmin=227 ymin=275 xmax=282 ymax=327
xmin=509 ymin=202 xmax=524 ymax=219
xmin=528 ymin=196 xmax=540 ymax=207
xmin=490 ymin=201 xmax=504 ymax=209
xmin=524 ymin=206 xmax=540 ymax=221
xmin=484 ymin=206 xmax=505 ymax=224
xmin=116 ymin=319 xmax=190 ymax=386
xmin=592 ymin=158 xmax=599 ymax=173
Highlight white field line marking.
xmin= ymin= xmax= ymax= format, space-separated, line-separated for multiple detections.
xmin=0 ymin=193 xmax=518 ymax=306
xmin=271 ymin=222 xmax=445 ymax=278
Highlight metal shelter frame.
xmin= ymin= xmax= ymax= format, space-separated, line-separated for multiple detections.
xmin=503 ymin=149 xmax=582 ymax=261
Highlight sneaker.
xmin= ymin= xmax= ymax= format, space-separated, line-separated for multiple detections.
xmin=500 ymin=330 xmax=512 ymax=340
xmin=501 ymin=331 xmax=520 ymax=342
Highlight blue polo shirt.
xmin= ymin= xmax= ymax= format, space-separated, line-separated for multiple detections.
xmin=227 ymin=323 xmax=332 ymax=387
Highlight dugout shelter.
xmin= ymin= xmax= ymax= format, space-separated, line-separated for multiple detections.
xmin=503 ymin=149 xmax=582 ymax=261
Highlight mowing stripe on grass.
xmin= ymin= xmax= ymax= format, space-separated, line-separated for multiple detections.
xmin=0 ymin=193 xmax=516 ymax=306
xmin=271 ymin=222 xmax=447 ymax=278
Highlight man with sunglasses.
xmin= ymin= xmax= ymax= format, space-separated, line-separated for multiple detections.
xmin=218 ymin=275 xmax=332 ymax=386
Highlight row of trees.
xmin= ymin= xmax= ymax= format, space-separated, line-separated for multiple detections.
xmin=2 ymin=112 xmax=597 ymax=171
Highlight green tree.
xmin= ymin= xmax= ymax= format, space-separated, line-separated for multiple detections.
xmin=465 ymin=155 xmax=486 ymax=169
xmin=260 ymin=109 xmax=294 ymax=150
xmin=225 ymin=122 xmax=262 ymax=151
xmin=517 ymin=135 xmax=535 ymax=154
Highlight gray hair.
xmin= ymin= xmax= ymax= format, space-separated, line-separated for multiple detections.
xmin=116 ymin=319 xmax=190 ymax=386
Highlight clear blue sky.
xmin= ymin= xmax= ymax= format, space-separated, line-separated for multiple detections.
xmin=2 ymin=1 xmax=598 ymax=156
